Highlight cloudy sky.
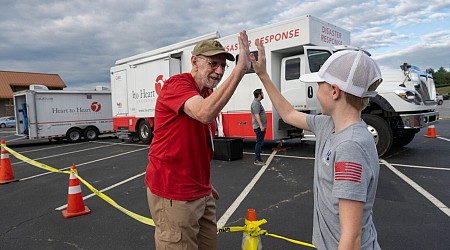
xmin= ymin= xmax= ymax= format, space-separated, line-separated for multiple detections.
xmin=1 ymin=0 xmax=449 ymax=89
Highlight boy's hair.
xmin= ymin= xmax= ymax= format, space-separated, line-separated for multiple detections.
xmin=253 ymin=89 xmax=262 ymax=98
xmin=344 ymin=80 xmax=381 ymax=111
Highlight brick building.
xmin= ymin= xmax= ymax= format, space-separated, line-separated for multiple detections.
xmin=0 ymin=71 xmax=66 ymax=116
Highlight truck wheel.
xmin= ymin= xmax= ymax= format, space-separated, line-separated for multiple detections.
xmin=438 ymin=100 xmax=443 ymax=105
xmin=66 ymin=128 xmax=82 ymax=143
xmin=392 ymin=129 xmax=417 ymax=148
xmin=362 ymin=114 xmax=393 ymax=157
xmin=138 ymin=120 xmax=153 ymax=144
xmin=84 ymin=127 xmax=99 ymax=141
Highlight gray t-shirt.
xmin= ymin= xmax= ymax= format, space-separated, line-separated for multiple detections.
xmin=307 ymin=114 xmax=381 ymax=250
xmin=251 ymin=99 xmax=267 ymax=129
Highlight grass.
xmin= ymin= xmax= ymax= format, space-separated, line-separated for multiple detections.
xmin=436 ymin=86 xmax=450 ymax=95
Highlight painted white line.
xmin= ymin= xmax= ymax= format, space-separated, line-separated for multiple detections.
xmin=390 ymin=163 xmax=450 ymax=171
xmin=217 ymin=150 xmax=278 ymax=228
xmin=91 ymin=141 xmax=150 ymax=147
xmin=243 ymin=151 xmax=315 ymax=160
xmin=438 ymin=136 xmax=450 ymax=142
xmin=247 ymin=151 xmax=449 ymax=170
xmin=2 ymin=136 xmax=27 ymax=142
xmin=380 ymin=159 xmax=450 ymax=218
xmin=55 ymin=171 xmax=146 ymax=210
xmin=19 ymin=147 xmax=148 ymax=181
xmin=17 ymin=141 xmax=90 ymax=153
xmin=12 ymin=143 xmax=120 ymax=166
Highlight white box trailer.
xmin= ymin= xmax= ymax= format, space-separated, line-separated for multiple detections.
xmin=13 ymin=87 xmax=113 ymax=142
xmin=111 ymin=15 xmax=438 ymax=156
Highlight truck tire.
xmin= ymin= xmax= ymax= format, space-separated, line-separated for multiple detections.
xmin=138 ymin=120 xmax=153 ymax=144
xmin=438 ymin=100 xmax=443 ymax=105
xmin=392 ymin=129 xmax=417 ymax=148
xmin=84 ymin=127 xmax=99 ymax=141
xmin=362 ymin=114 xmax=393 ymax=157
xmin=66 ymin=128 xmax=82 ymax=143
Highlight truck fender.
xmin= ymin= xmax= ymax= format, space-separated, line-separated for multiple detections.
xmin=368 ymin=95 xmax=395 ymax=113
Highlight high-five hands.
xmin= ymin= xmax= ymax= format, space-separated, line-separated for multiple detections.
xmin=236 ymin=31 xmax=252 ymax=72
xmin=250 ymin=39 xmax=267 ymax=77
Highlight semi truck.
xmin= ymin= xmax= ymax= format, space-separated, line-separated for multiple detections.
xmin=13 ymin=85 xmax=113 ymax=142
xmin=110 ymin=15 xmax=438 ymax=156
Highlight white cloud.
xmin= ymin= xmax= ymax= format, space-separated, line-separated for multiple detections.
xmin=0 ymin=0 xmax=449 ymax=89
xmin=372 ymin=30 xmax=450 ymax=70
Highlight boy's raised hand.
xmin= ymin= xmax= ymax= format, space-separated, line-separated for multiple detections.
xmin=250 ymin=39 xmax=267 ymax=76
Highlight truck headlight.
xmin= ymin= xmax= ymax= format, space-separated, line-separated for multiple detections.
xmin=393 ymin=89 xmax=423 ymax=104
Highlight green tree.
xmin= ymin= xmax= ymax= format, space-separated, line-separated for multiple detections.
xmin=432 ymin=67 xmax=450 ymax=86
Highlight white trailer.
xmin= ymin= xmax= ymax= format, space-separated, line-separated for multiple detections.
xmin=13 ymin=86 xmax=113 ymax=142
xmin=111 ymin=15 xmax=438 ymax=156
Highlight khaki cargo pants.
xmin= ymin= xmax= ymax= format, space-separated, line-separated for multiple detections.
xmin=147 ymin=188 xmax=217 ymax=250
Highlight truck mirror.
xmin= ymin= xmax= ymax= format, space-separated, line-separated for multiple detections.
xmin=400 ymin=63 xmax=411 ymax=72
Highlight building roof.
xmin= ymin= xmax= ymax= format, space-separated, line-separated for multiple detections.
xmin=0 ymin=71 xmax=66 ymax=98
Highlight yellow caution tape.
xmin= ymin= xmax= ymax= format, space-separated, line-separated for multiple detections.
xmin=72 ymin=169 xmax=155 ymax=226
xmin=217 ymin=226 xmax=245 ymax=233
xmin=2 ymin=143 xmax=154 ymax=226
xmin=263 ymin=232 xmax=316 ymax=248
xmin=2 ymin=143 xmax=315 ymax=248
xmin=3 ymin=144 xmax=70 ymax=174
xmin=218 ymin=219 xmax=316 ymax=248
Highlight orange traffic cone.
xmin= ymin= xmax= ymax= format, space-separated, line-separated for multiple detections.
xmin=241 ymin=208 xmax=262 ymax=250
xmin=424 ymin=125 xmax=437 ymax=138
xmin=0 ymin=140 xmax=16 ymax=184
xmin=62 ymin=164 xmax=91 ymax=218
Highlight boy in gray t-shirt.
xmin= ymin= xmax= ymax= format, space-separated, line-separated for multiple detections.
xmin=251 ymin=40 xmax=382 ymax=249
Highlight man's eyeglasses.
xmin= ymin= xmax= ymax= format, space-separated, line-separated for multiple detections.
xmin=197 ymin=56 xmax=229 ymax=71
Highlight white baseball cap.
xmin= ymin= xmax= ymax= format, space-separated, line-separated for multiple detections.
xmin=300 ymin=50 xmax=382 ymax=97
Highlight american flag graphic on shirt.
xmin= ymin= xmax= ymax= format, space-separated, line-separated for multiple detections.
xmin=334 ymin=162 xmax=362 ymax=183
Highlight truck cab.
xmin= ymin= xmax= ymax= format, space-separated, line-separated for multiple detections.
xmin=279 ymin=47 xmax=439 ymax=156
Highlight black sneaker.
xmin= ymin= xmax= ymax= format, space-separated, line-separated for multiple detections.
xmin=254 ymin=160 xmax=265 ymax=166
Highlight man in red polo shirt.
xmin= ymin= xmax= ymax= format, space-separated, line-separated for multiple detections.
xmin=145 ymin=31 xmax=252 ymax=249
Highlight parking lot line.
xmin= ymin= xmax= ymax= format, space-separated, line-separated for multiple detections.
xmin=12 ymin=142 xmax=123 ymax=166
xmin=19 ymin=147 xmax=148 ymax=181
xmin=438 ymin=136 xmax=450 ymax=142
xmin=380 ymin=159 xmax=450 ymax=218
xmin=18 ymin=141 xmax=91 ymax=153
xmin=217 ymin=149 xmax=278 ymax=228
xmin=391 ymin=163 xmax=450 ymax=171
xmin=1 ymin=135 xmax=26 ymax=141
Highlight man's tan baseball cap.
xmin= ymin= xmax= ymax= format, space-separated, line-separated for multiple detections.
xmin=192 ymin=39 xmax=235 ymax=61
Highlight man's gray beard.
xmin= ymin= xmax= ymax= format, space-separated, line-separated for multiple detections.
xmin=209 ymin=80 xmax=221 ymax=89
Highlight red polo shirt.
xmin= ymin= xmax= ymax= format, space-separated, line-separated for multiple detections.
xmin=145 ymin=73 xmax=216 ymax=200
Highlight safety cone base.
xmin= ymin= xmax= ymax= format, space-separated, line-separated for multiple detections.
xmin=62 ymin=206 xmax=91 ymax=218
xmin=0 ymin=178 xmax=18 ymax=184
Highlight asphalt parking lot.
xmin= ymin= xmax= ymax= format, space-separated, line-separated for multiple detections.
xmin=1 ymin=102 xmax=449 ymax=250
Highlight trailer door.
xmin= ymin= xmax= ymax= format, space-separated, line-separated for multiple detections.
xmin=112 ymin=69 xmax=129 ymax=116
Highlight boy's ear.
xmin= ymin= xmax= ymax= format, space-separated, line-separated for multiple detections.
xmin=330 ymin=84 xmax=342 ymax=99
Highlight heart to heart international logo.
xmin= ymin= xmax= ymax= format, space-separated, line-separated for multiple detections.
xmin=90 ymin=102 xmax=101 ymax=112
